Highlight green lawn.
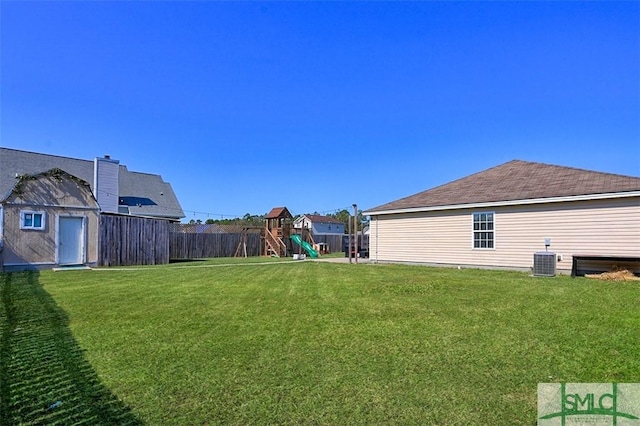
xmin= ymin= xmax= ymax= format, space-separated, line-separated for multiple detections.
xmin=1 ymin=259 xmax=639 ymax=425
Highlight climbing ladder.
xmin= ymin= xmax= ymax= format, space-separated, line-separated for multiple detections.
xmin=264 ymin=230 xmax=287 ymax=257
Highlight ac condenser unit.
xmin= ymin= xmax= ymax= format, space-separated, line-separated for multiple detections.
xmin=533 ymin=252 xmax=556 ymax=277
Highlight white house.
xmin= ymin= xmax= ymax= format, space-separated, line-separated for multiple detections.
xmin=293 ymin=214 xmax=346 ymax=254
xmin=293 ymin=214 xmax=345 ymax=235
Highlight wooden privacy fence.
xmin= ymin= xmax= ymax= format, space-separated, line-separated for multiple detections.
xmin=99 ymin=214 xmax=170 ymax=266
xmin=312 ymin=234 xmax=344 ymax=254
xmin=169 ymin=232 xmax=261 ymax=259
xmin=98 ymin=219 xmax=351 ymax=267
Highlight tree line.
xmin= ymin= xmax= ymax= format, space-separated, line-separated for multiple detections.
xmin=188 ymin=210 xmax=368 ymax=231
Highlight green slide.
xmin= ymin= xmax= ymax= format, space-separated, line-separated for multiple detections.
xmin=290 ymin=234 xmax=319 ymax=258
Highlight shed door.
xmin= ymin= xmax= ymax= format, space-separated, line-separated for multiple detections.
xmin=59 ymin=217 xmax=85 ymax=265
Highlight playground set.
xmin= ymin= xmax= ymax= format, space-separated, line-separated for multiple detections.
xmin=234 ymin=207 xmax=322 ymax=258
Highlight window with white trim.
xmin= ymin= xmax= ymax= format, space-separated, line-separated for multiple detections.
xmin=473 ymin=212 xmax=494 ymax=249
xmin=21 ymin=210 xmax=46 ymax=230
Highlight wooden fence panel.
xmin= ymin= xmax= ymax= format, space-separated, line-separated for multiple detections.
xmin=98 ymin=216 xmax=360 ymax=265
xmin=312 ymin=234 xmax=345 ymax=254
xmin=168 ymin=233 xmax=348 ymax=259
xmin=169 ymin=233 xmax=261 ymax=259
xmin=99 ymin=215 xmax=170 ymax=266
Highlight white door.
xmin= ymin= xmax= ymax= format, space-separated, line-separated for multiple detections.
xmin=58 ymin=216 xmax=85 ymax=265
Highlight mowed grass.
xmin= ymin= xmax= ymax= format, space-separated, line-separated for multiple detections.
xmin=1 ymin=259 xmax=639 ymax=425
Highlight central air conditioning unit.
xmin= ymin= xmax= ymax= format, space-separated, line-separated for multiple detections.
xmin=533 ymin=252 xmax=556 ymax=277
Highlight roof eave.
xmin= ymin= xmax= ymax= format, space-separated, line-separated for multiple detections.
xmin=363 ymin=191 xmax=640 ymax=216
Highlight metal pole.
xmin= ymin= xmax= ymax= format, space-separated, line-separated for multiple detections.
xmin=375 ymin=215 xmax=378 ymax=263
xmin=353 ymin=204 xmax=358 ymax=264
xmin=348 ymin=211 xmax=352 ymax=263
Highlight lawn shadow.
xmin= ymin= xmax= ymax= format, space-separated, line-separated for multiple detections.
xmin=0 ymin=271 xmax=142 ymax=425
xmin=169 ymin=258 xmax=208 ymax=264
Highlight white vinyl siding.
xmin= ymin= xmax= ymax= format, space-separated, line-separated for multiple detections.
xmin=94 ymin=157 xmax=120 ymax=213
xmin=369 ymin=197 xmax=640 ymax=272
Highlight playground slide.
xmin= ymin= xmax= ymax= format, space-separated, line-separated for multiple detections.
xmin=290 ymin=234 xmax=319 ymax=258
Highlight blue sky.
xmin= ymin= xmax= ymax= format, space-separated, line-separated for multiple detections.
xmin=1 ymin=1 xmax=638 ymax=221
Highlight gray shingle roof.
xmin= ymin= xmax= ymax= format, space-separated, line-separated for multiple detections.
xmin=302 ymin=214 xmax=344 ymax=224
xmin=1 ymin=147 xmax=184 ymax=220
xmin=366 ymin=160 xmax=640 ymax=213
xmin=118 ymin=168 xmax=184 ymax=219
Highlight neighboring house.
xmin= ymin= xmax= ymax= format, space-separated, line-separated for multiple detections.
xmin=0 ymin=148 xmax=184 ymax=221
xmin=0 ymin=148 xmax=185 ymax=271
xmin=293 ymin=214 xmax=345 ymax=235
xmin=294 ymin=214 xmax=346 ymax=254
xmin=363 ymin=160 xmax=640 ymax=274
xmin=1 ymin=169 xmax=100 ymax=271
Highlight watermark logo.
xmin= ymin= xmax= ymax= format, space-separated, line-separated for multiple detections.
xmin=538 ymin=383 xmax=640 ymax=425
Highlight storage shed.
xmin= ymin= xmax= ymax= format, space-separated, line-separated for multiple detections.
xmin=1 ymin=169 xmax=100 ymax=271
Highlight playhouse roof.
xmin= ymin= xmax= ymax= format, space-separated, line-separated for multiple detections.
xmin=265 ymin=206 xmax=293 ymax=219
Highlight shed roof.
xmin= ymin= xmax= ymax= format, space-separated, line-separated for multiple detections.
xmin=365 ymin=160 xmax=640 ymax=213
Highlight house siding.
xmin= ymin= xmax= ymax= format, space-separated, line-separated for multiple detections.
xmin=369 ymin=197 xmax=640 ymax=273
xmin=312 ymin=222 xmax=345 ymax=235
xmin=94 ymin=156 xmax=120 ymax=213
xmin=294 ymin=216 xmax=345 ymax=235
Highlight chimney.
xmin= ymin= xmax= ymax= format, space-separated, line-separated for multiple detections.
xmin=94 ymin=156 xmax=120 ymax=213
